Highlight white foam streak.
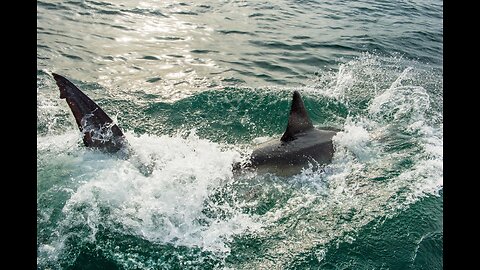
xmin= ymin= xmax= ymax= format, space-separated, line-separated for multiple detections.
xmin=333 ymin=119 xmax=375 ymax=163
xmin=238 ymin=55 xmax=443 ymax=269
xmin=38 ymin=53 xmax=442 ymax=268
xmin=49 ymin=131 xmax=261 ymax=255
xmin=37 ymin=131 xmax=82 ymax=153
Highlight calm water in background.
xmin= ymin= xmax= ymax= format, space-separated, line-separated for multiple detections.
xmin=37 ymin=0 xmax=443 ymax=269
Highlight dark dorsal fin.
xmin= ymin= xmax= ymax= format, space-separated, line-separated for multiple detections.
xmin=52 ymin=73 xmax=127 ymax=153
xmin=280 ymin=91 xmax=314 ymax=142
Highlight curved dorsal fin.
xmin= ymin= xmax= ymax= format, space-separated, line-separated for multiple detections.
xmin=280 ymin=91 xmax=314 ymax=142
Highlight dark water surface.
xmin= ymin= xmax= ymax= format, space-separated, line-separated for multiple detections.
xmin=37 ymin=0 xmax=443 ymax=269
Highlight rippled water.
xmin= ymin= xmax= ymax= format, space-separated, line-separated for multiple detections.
xmin=37 ymin=0 xmax=442 ymax=97
xmin=37 ymin=0 xmax=443 ymax=269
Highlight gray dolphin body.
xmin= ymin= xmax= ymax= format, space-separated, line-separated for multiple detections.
xmin=243 ymin=91 xmax=338 ymax=175
xmin=52 ymin=74 xmax=338 ymax=175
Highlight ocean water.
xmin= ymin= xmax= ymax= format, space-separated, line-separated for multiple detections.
xmin=37 ymin=0 xmax=443 ymax=269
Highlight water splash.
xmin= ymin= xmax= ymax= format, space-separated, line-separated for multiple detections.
xmin=37 ymin=129 xmax=264 ymax=268
xmin=37 ymin=54 xmax=442 ymax=269
xmin=233 ymin=54 xmax=442 ymax=269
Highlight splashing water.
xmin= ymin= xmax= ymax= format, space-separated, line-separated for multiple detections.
xmin=38 ymin=52 xmax=442 ymax=269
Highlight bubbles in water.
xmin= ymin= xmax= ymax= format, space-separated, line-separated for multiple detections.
xmin=232 ymin=53 xmax=442 ymax=269
xmin=37 ymin=53 xmax=442 ymax=269
xmin=37 ymin=129 xmax=266 ymax=269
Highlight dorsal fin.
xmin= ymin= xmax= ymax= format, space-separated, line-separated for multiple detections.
xmin=280 ymin=91 xmax=314 ymax=142
xmin=52 ymin=73 xmax=127 ymax=153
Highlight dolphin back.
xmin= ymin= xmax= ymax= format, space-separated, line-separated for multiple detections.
xmin=246 ymin=91 xmax=338 ymax=175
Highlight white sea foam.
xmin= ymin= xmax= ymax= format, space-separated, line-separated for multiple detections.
xmin=333 ymin=119 xmax=375 ymax=163
xmin=236 ymin=54 xmax=443 ymax=269
xmin=37 ymin=53 xmax=442 ymax=269
xmin=38 ymin=129 xmax=262 ymax=261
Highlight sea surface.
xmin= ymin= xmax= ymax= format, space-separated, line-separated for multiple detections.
xmin=37 ymin=0 xmax=443 ymax=269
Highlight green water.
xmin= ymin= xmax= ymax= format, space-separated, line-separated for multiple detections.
xmin=37 ymin=0 xmax=442 ymax=269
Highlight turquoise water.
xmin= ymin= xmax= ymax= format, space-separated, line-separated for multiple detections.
xmin=37 ymin=0 xmax=443 ymax=269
